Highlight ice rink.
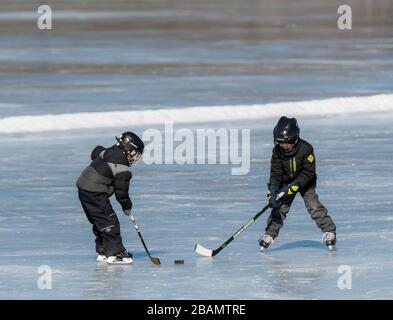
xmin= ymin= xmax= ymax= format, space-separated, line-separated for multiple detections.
xmin=0 ymin=111 xmax=392 ymax=299
xmin=0 ymin=0 xmax=392 ymax=300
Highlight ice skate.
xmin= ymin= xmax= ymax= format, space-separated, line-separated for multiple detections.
xmin=321 ymin=232 xmax=336 ymax=251
xmin=107 ymin=250 xmax=133 ymax=264
xmin=258 ymin=234 xmax=274 ymax=251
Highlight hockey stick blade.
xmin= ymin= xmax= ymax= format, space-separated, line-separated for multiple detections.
xmin=150 ymin=256 xmax=161 ymax=265
xmin=194 ymin=243 xmax=213 ymax=257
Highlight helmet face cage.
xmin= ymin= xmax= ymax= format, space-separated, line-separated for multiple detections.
xmin=126 ymin=149 xmax=142 ymax=165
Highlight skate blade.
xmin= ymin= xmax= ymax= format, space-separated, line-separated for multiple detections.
xmin=97 ymin=255 xmax=107 ymax=262
xmin=106 ymin=257 xmax=133 ymax=265
xmin=328 ymin=245 xmax=336 ymax=252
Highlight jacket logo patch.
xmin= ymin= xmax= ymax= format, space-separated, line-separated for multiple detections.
xmin=307 ymin=154 xmax=314 ymax=163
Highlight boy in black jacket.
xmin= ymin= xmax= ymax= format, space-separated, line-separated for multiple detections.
xmin=259 ymin=117 xmax=336 ymax=251
xmin=76 ymin=132 xmax=144 ymax=264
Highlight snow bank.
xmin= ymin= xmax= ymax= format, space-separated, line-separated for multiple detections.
xmin=1 ymin=94 xmax=392 ymax=133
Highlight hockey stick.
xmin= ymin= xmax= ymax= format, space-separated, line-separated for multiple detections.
xmin=194 ymin=203 xmax=271 ymax=257
xmin=129 ymin=214 xmax=161 ymax=266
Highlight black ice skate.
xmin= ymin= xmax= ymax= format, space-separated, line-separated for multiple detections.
xmin=258 ymin=234 xmax=274 ymax=251
xmin=107 ymin=250 xmax=133 ymax=264
xmin=321 ymin=232 xmax=336 ymax=251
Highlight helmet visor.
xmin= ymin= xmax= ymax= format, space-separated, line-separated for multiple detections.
xmin=274 ymin=136 xmax=298 ymax=145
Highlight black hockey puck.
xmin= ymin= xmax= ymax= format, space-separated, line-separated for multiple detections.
xmin=174 ymin=260 xmax=184 ymax=264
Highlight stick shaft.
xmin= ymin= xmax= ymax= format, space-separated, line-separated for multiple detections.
xmin=129 ymin=214 xmax=160 ymax=265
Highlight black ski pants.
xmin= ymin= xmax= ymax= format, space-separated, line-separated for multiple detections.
xmin=78 ymin=188 xmax=125 ymax=256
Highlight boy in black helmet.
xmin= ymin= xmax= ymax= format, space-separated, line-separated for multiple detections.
xmin=259 ymin=117 xmax=337 ymax=251
xmin=76 ymin=132 xmax=144 ymax=264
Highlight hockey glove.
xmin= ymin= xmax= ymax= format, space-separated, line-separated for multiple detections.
xmin=267 ymin=185 xmax=280 ymax=209
xmin=277 ymin=181 xmax=299 ymax=202
xmin=123 ymin=209 xmax=131 ymax=216
xmin=123 ymin=201 xmax=132 ymax=216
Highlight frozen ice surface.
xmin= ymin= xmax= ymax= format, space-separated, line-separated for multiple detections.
xmin=0 ymin=112 xmax=392 ymax=299
xmin=1 ymin=0 xmax=393 ymax=300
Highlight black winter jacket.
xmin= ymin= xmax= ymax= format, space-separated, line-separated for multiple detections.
xmin=76 ymin=145 xmax=132 ymax=210
xmin=269 ymin=139 xmax=317 ymax=190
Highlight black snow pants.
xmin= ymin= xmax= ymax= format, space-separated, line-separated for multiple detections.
xmin=78 ymin=188 xmax=126 ymax=256
xmin=265 ymin=187 xmax=336 ymax=239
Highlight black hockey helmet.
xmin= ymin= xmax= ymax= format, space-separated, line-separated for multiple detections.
xmin=273 ymin=116 xmax=300 ymax=145
xmin=116 ymin=131 xmax=144 ymax=164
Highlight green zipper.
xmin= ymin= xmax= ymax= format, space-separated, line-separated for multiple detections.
xmin=293 ymin=157 xmax=296 ymax=174
xmin=290 ymin=157 xmax=296 ymax=178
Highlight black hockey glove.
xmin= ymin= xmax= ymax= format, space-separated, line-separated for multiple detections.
xmin=267 ymin=185 xmax=280 ymax=209
xmin=123 ymin=209 xmax=131 ymax=216
xmin=123 ymin=201 xmax=132 ymax=216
